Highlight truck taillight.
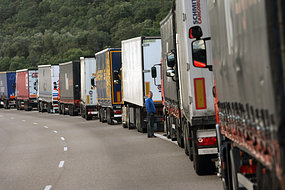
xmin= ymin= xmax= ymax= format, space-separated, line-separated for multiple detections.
xmin=114 ymin=110 xmax=122 ymax=114
xmin=240 ymin=165 xmax=257 ymax=175
xmin=197 ymin=137 xmax=217 ymax=146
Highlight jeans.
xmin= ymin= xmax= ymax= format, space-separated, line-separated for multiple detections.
xmin=147 ymin=113 xmax=154 ymax=138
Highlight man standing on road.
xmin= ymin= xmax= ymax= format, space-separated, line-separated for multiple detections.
xmin=145 ymin=91 xmax=156 ymax=138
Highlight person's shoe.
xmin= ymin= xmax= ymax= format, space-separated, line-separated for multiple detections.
xmin=152 ymin=135 xmax=157 ymax=138
xmin=148 ymin=136 xmax=152 ymax=138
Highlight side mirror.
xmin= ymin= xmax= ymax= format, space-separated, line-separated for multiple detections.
xmin=192 ymin=40 xmax=207 ymax=68
xmin=91 ymin=77 xmax=95 ymax=87
xmin=166 ymin=69 xmax=175 ymax=77
xmin=167 ymin=52 xmax=176 ymax=68
xmin=151 ymin=66 xmax=157 ymax=78
xmin=189 ymin=26 xmax=203 ymax=39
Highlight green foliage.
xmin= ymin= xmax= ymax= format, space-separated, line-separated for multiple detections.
xmin=0 ymin=0 xmax=172 ymax=71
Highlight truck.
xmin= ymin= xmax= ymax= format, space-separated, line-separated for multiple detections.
xmin=37 ymin=65 xmax=59 ymax=113
xmin=207 ymin=0 xmax=285 ymax=189
xmin=58 ymin=61 xmax=81 ymax=116
xmin=95 ymin=48 xmax=122 ymax=125
xmin=121 ymin=36 xmax=164 ymax=132
xmin=0 ymin=72 xmax=16 ymax=109
xmin=80 ymin=57 xmax=98 ymax=120
xmin=15 ymin=69 xmax=38 ymax=111
xmin=156 ymin=0 xmax=218 ymax=175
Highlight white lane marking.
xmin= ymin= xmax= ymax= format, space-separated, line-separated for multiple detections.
xmin=44 ymin=185 xmax=52 ymax=190
xmin=33 ymin=122 xmax=38 ymax=125
xmin=10 ymin=117 xmax=14 ymax=119
xmin=22 ymin=120 xmax=26 ymax=122
xmin=58 ymin=161 xmax=65 ymax=168
xmin=60 ymin=137 xmax=65 ymax=141
xmin=53 ymin=130 xmax=58 ymax=134
xmin=44 ymin=126 xmax=48 ymax=129
xmin=64 ymin=147 xmax=68 ymax=151
xmin=154 ymin=133 xmax=178 ymax=145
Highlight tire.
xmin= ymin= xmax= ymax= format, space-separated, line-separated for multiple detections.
xmin=69 ymin=105 xmax=74 ymax=116
xmin=47 ymin=103 xmax=52 ymax=113
xmin=166 ymin=116 xmax=171 ymax=139
xmin=59 ymin=103 xmax=62 ymax=114
xmin=183 ymin=120 xmax=190 ymax=156
xmin=176 ymin=119 xmax=184 ymax=148
xmin=63 ymin=104 xmax=67 ymax=115
xmin=4 ymin=100 xmax=9 ymax=109
xmin=107 ymin=108 xmax=113 ymax=125
xmin=99 ymin=108 xmax=103 ymax=122
xmin=193 ymin=147 xmax=216 ymax=175
xmin=16 ymin=100 xmax=19 ymax=110
xmin=169 ymin=117 xmax=177 ymax=141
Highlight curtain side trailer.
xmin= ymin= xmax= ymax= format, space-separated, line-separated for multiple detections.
xmin=0 ymin=72 xmax=16 ymax=109
xmin=95 ymin=48 xmax=122 ymax=125
xmin=208 ymin=0 xmax=285 ymax=189
xmin=59 ymin=61 xmax=81 ymax=116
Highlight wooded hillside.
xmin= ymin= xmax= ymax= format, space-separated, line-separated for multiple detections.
xmin=0 ymin=0 xmax=172 ymax=71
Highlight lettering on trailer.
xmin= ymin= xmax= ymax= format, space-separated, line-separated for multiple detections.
xmin=192 ymin=0 xmax=202 ymax=25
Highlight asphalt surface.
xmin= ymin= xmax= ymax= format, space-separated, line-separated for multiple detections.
xmin=0 ymin=109 xmax=223 ymax=190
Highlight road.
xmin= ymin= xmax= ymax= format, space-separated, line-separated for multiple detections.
xmin=0 ymin=109 xmax=222 ymax=190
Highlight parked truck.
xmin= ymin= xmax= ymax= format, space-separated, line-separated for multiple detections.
xmin=0 ymin=72 xmax=16 ymax=109
xmin=80 ymin=57 xmax=98 ymax=120
xmin=59 ymin=61 xmax=81 ymax=116
xmin=121 ymin=37 xmax=164 ymax=132
xmin=95 ymin=48 xmax=122 ymax=125
xmin=15 ymin=69 xmax=38 ymax=111
xmin=157 ymin=0 xmax=218 ymax=174
xmin=207 ymin=0 xmax=285 ymax=189
xmin=37 ymin=65 xmax=59 ymax=113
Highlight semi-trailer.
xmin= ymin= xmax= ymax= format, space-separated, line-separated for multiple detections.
xmin=37 ymin=65 xmax=59 ymax=113
xmin=59 ymin=61 xmax=81 ymax=116
xmin=95 ymin=48 xmax=122 ymax=125
xmin=157 ymin=0 xmax=218 ymax=175
xmin=15 ymin=69 xmax=38 ymax=111
xmin=207 ymin=0 xmax=285 ymax=189
xmin=0 ymin=72 xmax=16 ymax=109
xmin=121 ymin=36 xmax=164 ymax=132
xmin=80 ymin=57 xmax=98 ymax=120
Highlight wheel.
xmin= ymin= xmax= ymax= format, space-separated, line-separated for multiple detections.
xmin=99 ymin=108 xmax=103 ymax=122
xmin=81 ymin=105 xmax=85 ymax=118
xmin=69 ymin=105 xmax=74 ymax=116
xmin=47 ymin=103 xmax=52 ymax=113
xmin=63 ymin=104 xmax=68 ymax=115
xmin=169 ymin=117 xmax=177 ymax=141
xmin=166 ymin=116 xmax=171 ymax=139
xmin=176 ymin=119 xmax=184 ymax=148
xmin=183 ymin=120 xmax=190 ymax=156
xmin=193 ymin=145 xmax=216 ymax=175
xmin=107 ymin=108 xmax=112 ymax=125
xmin=59 ymin=103 xmax=62 ymax=114
xmin=4 ymin=100 xmax=9 ymax=109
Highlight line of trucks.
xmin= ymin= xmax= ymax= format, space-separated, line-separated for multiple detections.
xmin=0 ymin=0 xmax=284 ymax=189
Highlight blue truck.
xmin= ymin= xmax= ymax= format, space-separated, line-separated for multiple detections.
xmin=95 ymin=48 xmax=122 ymax=125
xmin=0 ymin=72 xmax=16 ymax=109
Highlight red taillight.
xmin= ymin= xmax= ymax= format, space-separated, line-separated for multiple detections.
xmin=114 ymin=110 xmax=122 ymax=114
xmin=240 ymin=165 xmax=257 ymax=175
xmin=197 ymin=137 xmax=217 ymax=146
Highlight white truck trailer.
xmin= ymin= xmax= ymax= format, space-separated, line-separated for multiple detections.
xmin=37 ymin=65 xmax=59 ymax=113
xmin=121 ymin=37 xmax=163 ymax=132
xmin=80 ymin=57 xmax=98 ymax=120
xmin=157 ymin=0 xmax=218 ymax=174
